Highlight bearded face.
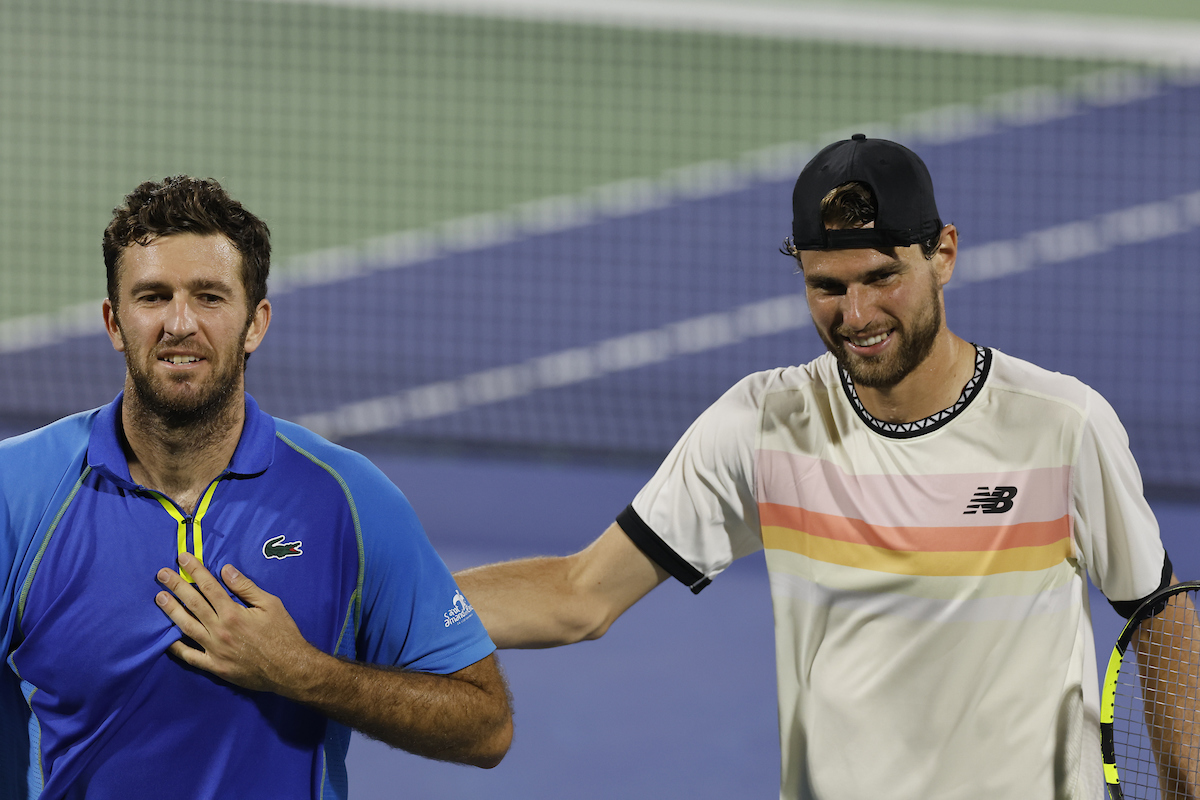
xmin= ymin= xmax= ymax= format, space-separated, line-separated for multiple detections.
xmin=800 ymin=242 xmax=948 ymax=392
xmin=120 ymin=324 xmax=249 ymax=428
xmin=814 ymin=266 xmax=943 ymax=389
xmin=103 ymin=233 xmax=269 ymax=431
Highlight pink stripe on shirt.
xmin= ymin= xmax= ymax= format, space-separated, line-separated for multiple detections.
xmin=755 ymin=449 xmax=1070 ymax=528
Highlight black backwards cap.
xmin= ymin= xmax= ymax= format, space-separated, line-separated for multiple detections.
xmin=791 ymin=133 xmax=942 ymax=251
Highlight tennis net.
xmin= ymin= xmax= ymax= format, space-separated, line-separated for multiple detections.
xmin=1 ymin=0 xmax=1197 ymax=494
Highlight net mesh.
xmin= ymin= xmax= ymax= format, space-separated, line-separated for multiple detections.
xmin=1 ymin=1 xmax=1197 ymax=491
xmin=1110 ymin=588 xmax=1200 ymax=798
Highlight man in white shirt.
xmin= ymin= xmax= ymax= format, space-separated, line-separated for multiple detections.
xmin=455 ymin=134 xmax=1171 ymax=799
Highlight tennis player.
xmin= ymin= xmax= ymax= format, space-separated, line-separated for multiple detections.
xmin=0 ymin=177 xmax=511 ymax=798
xmin=455 ymin=135 xmax=1172 ymax=798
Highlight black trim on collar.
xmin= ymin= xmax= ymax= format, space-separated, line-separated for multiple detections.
xmin=617 ymin=505 xmax=711 ymax=594
xmin=839 ymin=344 xmax=992 ymax=439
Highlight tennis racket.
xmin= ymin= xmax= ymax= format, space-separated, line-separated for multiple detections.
xmin=1102 ymin=581 xmax=1200 ymax=799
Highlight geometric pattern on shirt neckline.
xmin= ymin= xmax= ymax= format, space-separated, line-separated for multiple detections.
xmin=839 ymin=344 xmax=992 ymax=440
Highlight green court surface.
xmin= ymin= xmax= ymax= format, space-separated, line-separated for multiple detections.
xmin=0 ymin=0 xmax=1132 ymax=323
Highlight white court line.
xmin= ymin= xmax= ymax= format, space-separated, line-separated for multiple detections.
xmin=0 ymin=301 xmax=106 ymax=355
xmin=268 ymin=67 xmax=1173 ymax=292
xmin=0 ymin=67 xmax=1179 ymax=355
xmin=247 ymin=0 xmax=1200 ymax=66
xmin=296 ymin=188 xmax=1200 ymax=440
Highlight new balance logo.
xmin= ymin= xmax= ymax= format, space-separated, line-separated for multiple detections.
xmin=263 ymin=535 xmax=304 ymax=559
xmin=963 ymin=486 xmax=1018 ymax=514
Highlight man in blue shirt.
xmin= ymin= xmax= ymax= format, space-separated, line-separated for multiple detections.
xmin=0 ymin=176 xmax=512 ymax=799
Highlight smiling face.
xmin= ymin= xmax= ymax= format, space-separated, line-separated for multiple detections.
xmin=103 ymin=233 xmax=270 ymax=427
xmin=799 ymin=234 xmax=952 ymax=390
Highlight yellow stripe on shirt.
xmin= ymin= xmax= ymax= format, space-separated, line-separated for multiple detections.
xmin=151 ymin=482 xmax=220 ymax=583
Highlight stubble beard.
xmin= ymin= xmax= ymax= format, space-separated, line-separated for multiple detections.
xmin=819 ymin=279 xmax=943 ymax=390
xmin=122 ymin=330 xmax=248 ymax=432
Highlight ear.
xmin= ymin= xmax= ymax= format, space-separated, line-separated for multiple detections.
xmin=932 ymin=224 xmax=958 ymax=288
xmin=102 ymin=299 xmax=125 ymax=353
xmin=243 ymin=298 xmax=272 ymax=355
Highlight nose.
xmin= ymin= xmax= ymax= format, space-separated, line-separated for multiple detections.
xmin=840 ymin=284 xmax=875 ymax=331
xmin=163 ymin=295 xmax=197 ymax=339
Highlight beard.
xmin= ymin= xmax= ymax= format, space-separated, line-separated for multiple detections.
xmin=818 ymin=277 xmax=943 ymax=390
xmin=123 ymin=332 xmax=247 ymax=430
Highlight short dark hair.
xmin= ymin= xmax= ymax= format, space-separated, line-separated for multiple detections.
xmin=782 ymin=180 xmax=940 ymax=262
xmin=103 ymin=176 xmax=270 ymax=314
xmin=820 ymin=181 xmax=878 ymax=231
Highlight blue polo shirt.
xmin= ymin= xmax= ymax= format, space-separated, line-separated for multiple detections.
xmin=0 ymin=394 xmax=495 ymax=800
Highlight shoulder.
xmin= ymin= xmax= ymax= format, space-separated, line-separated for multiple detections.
xmin=715 ymin=354 xmax=837 ymax=414
xmin=0 ymin=412 xmax=97 ymax=596
xmin=0 ymin=409 xmax=96 ymax=458
xmin=270 ymin=418 xmax=424 ymax=535
xmin=982 ymin=348 xmax=1103 ymax=419
xmin=658 ymin=355 xmax=837 ymax=468
xmin=978 ymin=349 xmax=1131 ymax=462
xmin=272 ymin=418 xmax=396 ymax=490
xmin=727 ymin=353 xmax=842 ymax=433
xmin=0 ymin=410 xmax=96 ymax=488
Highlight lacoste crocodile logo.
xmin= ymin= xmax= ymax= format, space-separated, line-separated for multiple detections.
xmin=262 ymin=535 xmax=304 ymax=560
xmin=963 ymin=486 xmax=1018 ymax=515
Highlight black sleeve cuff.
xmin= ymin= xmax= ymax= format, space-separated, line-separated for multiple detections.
xmin=1108 ymin=551 xmax=1174 ymax=619
xmin=617 ymin=505 xmax=711 ymax=594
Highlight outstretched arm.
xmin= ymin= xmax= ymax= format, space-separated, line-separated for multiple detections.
xmin=453 ymin=522 xmax=670 ymax=649
xmin=155 ymin=553 xmax=512 ymax=768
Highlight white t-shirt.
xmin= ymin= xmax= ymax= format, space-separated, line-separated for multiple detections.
xmin=625 ymin=346 xmax=1166 ymax=800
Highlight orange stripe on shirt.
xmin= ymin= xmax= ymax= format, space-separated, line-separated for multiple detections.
xmin=759 ymin=503 xmax=1070 ymax=553
xmin=762 ymin=525 xmax=1072 ymax=576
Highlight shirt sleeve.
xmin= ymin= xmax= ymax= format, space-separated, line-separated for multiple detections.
xmin=1071 ymin=387 xmax=1169 ymax=616
xmin=338 ymin=453 xmax=496 ymax=674
xmin=0 ymin=446 xmax=28 ymax=800
xmin=1 ymin=414 xmax=96 ymax=799
xmin=625 ymin=371 xmax=770 ymax=592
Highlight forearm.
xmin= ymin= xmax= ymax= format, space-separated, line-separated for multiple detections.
xmin=278 ymin=647 xmax=513 ymax=768
xmin=455 ymin=554 xmax=610 ymax=648
xmin=454 ymin=522 xmax=670 ymax=649
xmin=1134 ymin=590 xmax=1200 ymax=796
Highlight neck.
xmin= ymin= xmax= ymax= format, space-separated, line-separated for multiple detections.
xmin=853 ymin=332 xmax=976 ymax=424
xmin=120 ymin=386 xmax=245 ymax=515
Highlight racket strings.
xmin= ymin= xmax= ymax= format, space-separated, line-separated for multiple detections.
xmin=1113 ymin=589 xmax=1200 ymax=799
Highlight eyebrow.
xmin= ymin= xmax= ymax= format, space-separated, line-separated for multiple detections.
xmin=805 ymin=259 xmax=905 ymax=289
xmin=129 ymin=278 xmax=236 ymax=296
xmin=862 ymin=261 xmax=905 ymax=281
